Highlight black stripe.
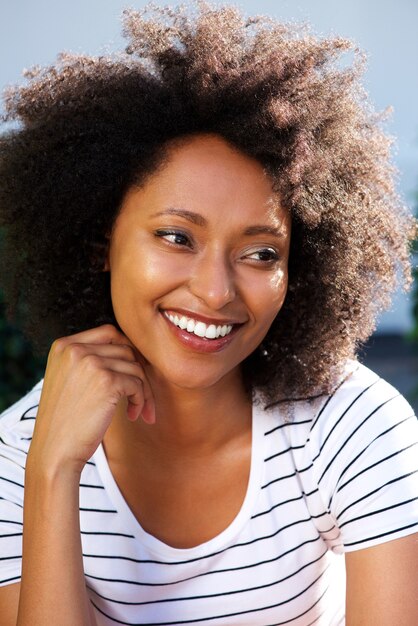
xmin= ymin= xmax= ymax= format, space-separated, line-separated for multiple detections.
xmin=0 ymin=519 xmax=23 ymax=526
xmin=86 ymin=460 xmax=96 ymax=466
xmin=265 ymin=611 xmax=324 ymax=626
xmin=327 ymin=415 xmax=415 ymax=510
xmin=0 ymin=555 xmax=20 ymax=561
xmin=317 ymin=395 xmax=399 ymax=484
xmin=264 ymin=444 xmax=305 ymax=462
xmin=344 ymin=521 xmax=418 ymax=547
xmin=90 ymin=568 xmax=330 ymax=625
xmin=308 ymin=365 xmax=361 ymax=434
xmin=262 ymin=463 xmax=313 ymax=489
xmin=309 ymin=394 xmax=334 ymax=433
xmin=264 ymin=419 xmax=312 ymax=436
xmin=0 ymin=574 xmax=21 ymax=584
xmin=332 ymin=414 xmax=416 ymax=497
xmin=0 ymin=435 xmax=29 ymax=453
xmin=252 ymin=491 xmax=321 ymax=520
xmin=86 ymin=520 xmax=335 ymax=570
xmin=87 ymin=550 xmax=328 ymax=608
xmin=81 ymin=530 xmax=135 ymax=538
xmin=337 ymin=472 xmax=418 ymax=520
xmin=80 ymin=507 xmax=117 ymax=513
xmin=85 ymin=536 xmax=323 ymax=588
xmin=310 ymin=381 xmax=379 ymax=464
xmin=337 ymin=443 xmax=418 ymax=493
xmin=0 ymin=532 xmax=22 ymax=538
xmin=0 ymin=389 xmax=39 ymax=419
xmin=80 ymin=483 xmax=105 ymax=489
xmin=0 ymin=475 xmax=24 ymax=489
xmin=339 ymin=496 xmax=418 ymax=529
xmin=238 ymin=515 xmax=330 ymax=549
xmin=0 ymin=497 xmax=23 ymax=508
xmin=20 ymin=404 xmax=39 ymax=420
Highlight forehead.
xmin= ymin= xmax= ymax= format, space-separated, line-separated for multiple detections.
xmin=161 ymin=133 xmax=273 ymax=198
xmin=127 ymin=133 xmax=288 ymax=227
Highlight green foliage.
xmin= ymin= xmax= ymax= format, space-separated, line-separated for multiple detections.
xmin=0 ymin=289 xmax=46 ymax=413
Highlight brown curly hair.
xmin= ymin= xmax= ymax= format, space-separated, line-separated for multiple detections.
xmin=0 ymin=2 xmax=415 ymax=404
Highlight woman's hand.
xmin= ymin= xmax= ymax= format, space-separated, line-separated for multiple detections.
xmin=28 ymin=323 xmax=155 ymax=476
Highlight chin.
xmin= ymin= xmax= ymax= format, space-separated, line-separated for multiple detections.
xmin=149 ymin=362 xmax=241 ymax=393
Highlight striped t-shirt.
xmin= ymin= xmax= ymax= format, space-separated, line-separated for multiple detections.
xmin=0 ymin=361 xmax=417 ymax=625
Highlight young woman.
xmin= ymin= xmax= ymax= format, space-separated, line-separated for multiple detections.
xmin=0 ymin=4 xmax=417 ymax=625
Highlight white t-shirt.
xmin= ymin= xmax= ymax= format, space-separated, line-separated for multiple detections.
xmin=0 ymin=361 xmax=417 ymax=625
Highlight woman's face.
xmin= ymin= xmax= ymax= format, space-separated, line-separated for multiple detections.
xmin=106 ymin=134 xmax=291 ymax=391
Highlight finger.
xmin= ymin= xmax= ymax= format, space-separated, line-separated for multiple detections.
xmin=52 ymin=324 xmax=135 ymax=352
xmin=135 ymin=368 xmax=156 ymax=425
xmin=70 ymin=343 xmax=137 ymax=362
xmin=126 ymin=380 xmax=156 ymax=424
xmin=104 ymin=352 xmax=156 ymax=424
xmin=93 ymin=357 xmax=155 ymax=424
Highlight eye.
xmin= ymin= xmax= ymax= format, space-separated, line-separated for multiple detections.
xmin=154 ymin=229 xmax=192 ymax=248
xmin=244 ymin=247 xmax=280 ymax=264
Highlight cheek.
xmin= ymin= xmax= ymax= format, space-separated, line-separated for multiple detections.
xmin=109 ymin=242 xmax=189 ymax=311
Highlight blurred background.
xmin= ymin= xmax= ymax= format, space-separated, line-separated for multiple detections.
xmin=1 ymin=0 xmax=417 ymax=412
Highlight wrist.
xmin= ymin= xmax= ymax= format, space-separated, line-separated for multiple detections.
xmin=25 ymin=449 xmax=83 ymax=485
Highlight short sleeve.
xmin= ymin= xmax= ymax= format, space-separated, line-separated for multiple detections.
xmin=0 ymin=385 xmax=40 ymax=586
xmin=0 ymin=427 xmax=26 ymax=585
xmin=311 ymin=365 xmax=418 ymax=552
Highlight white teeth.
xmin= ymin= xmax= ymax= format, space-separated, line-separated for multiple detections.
xmin=205 ymin=324 xmax=217 ymax=339
xmin=178 ymin=316 xmax=188 ymax=329
xmin=165 ymin=313 xmax=234 ymax=340
xmin=194 ymin=322 xmax=206 ymax=337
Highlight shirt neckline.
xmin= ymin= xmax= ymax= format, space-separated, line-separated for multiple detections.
xmin=93 ymin=401 xmax=267 ymax=560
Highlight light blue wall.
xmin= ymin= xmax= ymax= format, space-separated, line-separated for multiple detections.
xmin=1 ymin=0 xmax=417 ymax=332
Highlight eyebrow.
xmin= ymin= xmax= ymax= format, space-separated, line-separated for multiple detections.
xmin=151 ymin=208 xmax=285 ymax=238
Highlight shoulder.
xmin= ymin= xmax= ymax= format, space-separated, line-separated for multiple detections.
xmin=0 ymin=381 xmax=43 ymax=588
xmin=308 ymin=359 xmax=416 ymax=457
xmin=306 ymin=361 xmax=418 ymax=550
xmin=0 ymin=380 xmax=43 ymax=428
xmin=0 ymin=380 xmax=43 ymax=467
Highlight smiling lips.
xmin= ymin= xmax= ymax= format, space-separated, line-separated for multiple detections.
xmin=164 ymin=311 xmax=234 ymax=340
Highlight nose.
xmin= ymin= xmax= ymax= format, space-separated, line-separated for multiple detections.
xmin=188 ymin=250 xmax=236 ymax=310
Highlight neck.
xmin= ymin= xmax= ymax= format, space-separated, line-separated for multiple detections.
xmin=103 ymin=368 xmax=252 ymax=463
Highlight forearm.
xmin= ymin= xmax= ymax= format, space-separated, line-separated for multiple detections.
xmin=17 ymin=458 xmax=94 ymax=626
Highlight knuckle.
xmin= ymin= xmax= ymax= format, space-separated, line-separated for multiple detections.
xmin=82 ymin=353 xmax=101 ymax=370
xmin=50 ymin=337 xmax=67 ymax=355
xmin=121 ymin=344 xmax=136 ymax=360
xmin=102 ymin=323 xmax=117 ymax=333
xmin=97 ymin=369 xmax=116 ymax=389
xmin=64 ymin=343 xmax=86 ymax=363
xmin=102 ymin=323 xmax=120 ymax=339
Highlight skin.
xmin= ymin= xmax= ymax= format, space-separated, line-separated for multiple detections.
xmin=0 ymin=133 xmax=292 ymax=626
xmin=345 ymin=534 xmax=418 ymax=624
xmin=0 ymin=133 xmax=416 ymax=625
xmin=102 ymin=133 xmax=291 ymax=547
xmin=108 ymin=158 xmax=288 ymax=383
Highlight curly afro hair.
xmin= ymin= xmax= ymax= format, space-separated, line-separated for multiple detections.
xmin=0 ymin=2 xmax=415 ymax=404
